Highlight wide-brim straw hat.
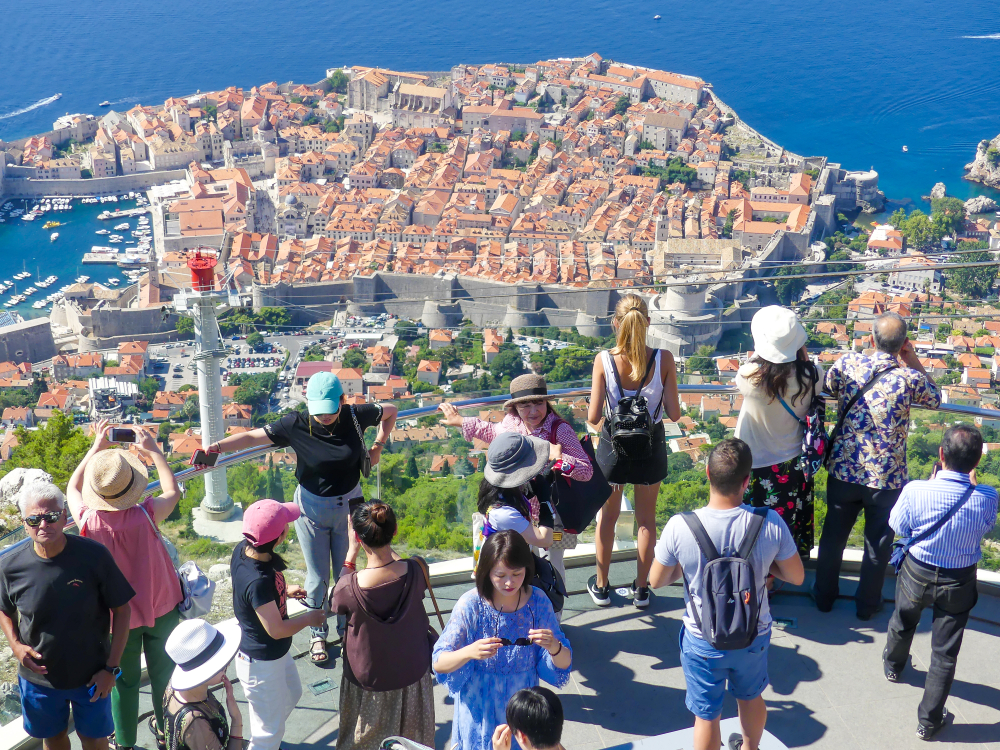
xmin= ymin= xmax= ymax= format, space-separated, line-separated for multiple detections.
xmin=484 ymin=433 xmax=551 ymax=488
xmin=82 ymin=448 xmax=149 ymax=512
xmin=166 ymin=619 xmax=241 ymax=691
xmin=503 ymin=373 xmax=554 ymax=410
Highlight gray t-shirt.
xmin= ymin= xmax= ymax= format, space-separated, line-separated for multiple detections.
xmin=654 ymin=504 xmax=797 ymax=640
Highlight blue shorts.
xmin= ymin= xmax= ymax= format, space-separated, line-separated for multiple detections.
xmin=18 ymin=677 xmax=115 ymax=739
xmin=679 ymin=626 xmax=770 ymax=720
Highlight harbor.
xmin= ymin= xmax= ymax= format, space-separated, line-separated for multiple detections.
xmin=0 ymin=193 xmax=148 ymax=318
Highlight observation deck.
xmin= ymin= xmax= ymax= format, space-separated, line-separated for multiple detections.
xmin=2 ymin=388 xmax=1000 ymax=750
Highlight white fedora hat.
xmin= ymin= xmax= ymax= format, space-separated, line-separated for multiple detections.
xmin=751 ymin=306 xmax=807 ymax=364
xmin=166 ymin=619 xmax=241 ymax=691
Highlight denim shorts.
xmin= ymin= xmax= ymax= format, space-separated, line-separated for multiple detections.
xmin=19 ymin=677 xmax=114 ymax=739
xmin=679 ymin=626 xmax=770 ymax=720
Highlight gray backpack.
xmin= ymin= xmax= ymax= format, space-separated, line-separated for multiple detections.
xmin=680 ymin=507 xmax=767 ymax=651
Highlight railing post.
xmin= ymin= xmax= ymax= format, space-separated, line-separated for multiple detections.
xmin=376 ymin=459 xmax=382 ymax=500
xmin=615 ymin=493 xmax=635 ymax=544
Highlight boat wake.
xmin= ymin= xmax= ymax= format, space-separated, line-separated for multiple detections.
xmin=0 ymin=94 xmax=62 ymax=121
xmin=962 ymin=33 xmax=1000 ymax=39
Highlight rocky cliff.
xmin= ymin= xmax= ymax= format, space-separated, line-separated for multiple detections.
xmin=964 ymin=134 xmax=1000 ymax=188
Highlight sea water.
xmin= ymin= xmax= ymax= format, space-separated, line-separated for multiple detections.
xmin=1 ymin=0 xmax=998 ymax=207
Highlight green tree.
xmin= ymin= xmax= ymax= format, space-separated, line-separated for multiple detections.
xmin=178 ymin=384 xmax=196 ymax=392
xmin=394 ymin=320 xmax=421 ymax=341
xmin=405 ymin=453 xmax=419 ymax=479
xmin=202 ymin=104 xmax=217 ymax=122
xmin=930 ymin=197 xmax=967 ymax=237
xmin=180 ymin=394 xmax=200 ymax=421
xmin=176 ymin=317 xmax=194 ymax=336
xmin=0 ymin=411 xmax=91 ymax=492
xmin=255 ymin=307 xmax=292 ymax=331
xmin=489 ymin=346 xmax=525 ymax=381
xmin=439 ymin=459 xmax=451 ymax=477
xmin=686 ymin=345 xmax=716 ymax=374
xmin=548 ymin=347 xmax=595 ymax=383
xmin=453 ymin=457 xmax=475 ymax=477
xmin=947 ymin=251 xmax=999 ymax=298
xmin=327 ymin=70 xmax=350 ymax=93
xmin=774 ymin=265 xmax=808 ymax=305
xmin=639 ymin=140 xmax=655 ymax=151
xmin=137 ymin=377 xmax=159 ymax=404
xmin=265 ymin=457 xmax=284 ymax=502
xmin=614 ymin=96 xmax=631 ymax=116
xmin=341 ymin=349 xmax=366 ymax=370
xmin=247 ymin=332 xmax=264 ymax=350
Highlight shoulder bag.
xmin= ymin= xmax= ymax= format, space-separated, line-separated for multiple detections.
xmin=824 ymin=365 xmax=897 ymax=466
xmin=604 ymin=350 xmax=660 ymax=460
xmin=776 ymin=367 xmax=827 ymax=481
xmin=890 ymin=485 xmax=976 ymax=573
xmin=137 ymin=506 xmax=215 ymax=619
xmin=541 ymin=417 xmax=613 ymax=542
xmin=349 ymin=405 xmax=373 ymax=479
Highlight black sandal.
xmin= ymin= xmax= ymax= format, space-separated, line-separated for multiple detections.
xmin=147 ymin=715 xmax=166 ymax=750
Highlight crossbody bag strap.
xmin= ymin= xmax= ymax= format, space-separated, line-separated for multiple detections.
xmin=736 ymin=507 xmax=768 ymax=560
xmin=777 ymin=395 xmax=804 ymax=425
xmin=349 ymin=405 xmax=371 ymax=461
xmin=905 ymin=485 xmax=976 ymax=552
xmin=603 ymin=350 xmax=624 ymax=421
xmin=412 ymin=556 xmax=445 ymax=630
xmin=830 ymin=365 xmax=897 ymax=446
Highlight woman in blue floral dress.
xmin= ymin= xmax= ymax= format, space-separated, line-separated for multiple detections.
xmin=433 ymin=531 xmax=572 ymax=750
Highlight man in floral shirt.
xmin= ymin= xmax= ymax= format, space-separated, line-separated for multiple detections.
xmin=815 ymin=312 xmax=940 ymax=619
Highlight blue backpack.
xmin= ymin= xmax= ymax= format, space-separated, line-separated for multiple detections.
xmin=680 ymin=507 xmax=767 ymax=651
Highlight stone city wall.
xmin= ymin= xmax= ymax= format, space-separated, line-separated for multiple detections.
xmin=0 ymin=317 xmax=57 ymax=363
xmin=2 ymin=169 xmax=187 ymax=197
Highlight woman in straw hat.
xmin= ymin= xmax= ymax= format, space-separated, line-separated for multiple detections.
xmin=735 ymin=306 xmax=824 ymax=559
xmin=66 ymin=420 xmax=184 ymax=750
xmin=587 ymin=294 xmax=681 ymax=611
xmin=440 ymin=373 xmax=593 ymax=584
xmin=162 ymin=619 xmax=245 ymax=750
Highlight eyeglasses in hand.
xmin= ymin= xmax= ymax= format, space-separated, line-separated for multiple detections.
xmin=24 ymin=511 xmax=62 ymax=528
xmin=495 ymin=605 xmax=534 ymax=647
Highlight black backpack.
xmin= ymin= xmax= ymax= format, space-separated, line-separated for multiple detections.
xmin=531 ymin=552 xmax=567 ymax=614
xmin=604 ymin=350 xmax=660 ymax=460
xmin=680 ymin=507 xmax=767 ymax=651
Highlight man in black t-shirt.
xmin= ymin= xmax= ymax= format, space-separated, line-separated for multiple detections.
xmin=0 ymin=481 xmax=134 ymax=750
xmin=207 ymin=370 xmax=397 ymax=663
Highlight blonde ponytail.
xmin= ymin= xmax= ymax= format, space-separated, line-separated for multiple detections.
xmin=611 ymin=294 xmax=650 ymax=380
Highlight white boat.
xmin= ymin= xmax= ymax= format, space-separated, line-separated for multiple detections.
xmin=50 ymin=232 xmax=58 ymax=242
xmin=114 ymin=222 xmax=129 ymax=230
xmin=654 ymin=14 xmax=661 ymax=19
xmin=99 ymin=100 xmax=110 ymax=107
xmin=32 ymin=301 xmax=46 ymax=309
xmin=96 ymin=229 xmax=110 ymax=235
xmin=902 ymin=145 xmax=909 ymax=152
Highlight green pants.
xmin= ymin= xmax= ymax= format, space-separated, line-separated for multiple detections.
xmin=112 ymin=608 xmax=180 ymax=746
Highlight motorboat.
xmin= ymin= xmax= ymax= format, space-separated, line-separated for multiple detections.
xmin=50 ymin=232 xmax=59 ymax=242
xmin=902 ymin=145 xmax=909 ymax=152
xmin=99 ymin=100 xmax=110 ymax=107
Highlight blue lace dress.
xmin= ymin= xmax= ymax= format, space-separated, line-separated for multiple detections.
xmin=433 ymin=587 xmax=572 ymax=750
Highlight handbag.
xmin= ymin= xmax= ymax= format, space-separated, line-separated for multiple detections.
xmin=138 ymin=506 xmax=215 ymax=619
xmin=890 ymin=485 xmax=975 ymax=573
xmin=541 ymin=419 xmax=613 ymax=535
xmin=349 ymin=405 xmax=373 ymax=479
xmin=776 ymin=368 xmax=827 ymax=482
xmin=531 ymin=552 xmax=567 ymax=614
xmin=824 ymin=366 xmax=897 ymax=466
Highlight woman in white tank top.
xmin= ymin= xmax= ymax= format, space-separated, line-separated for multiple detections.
xmin=587 ymin=294 xmax=681 ymax=610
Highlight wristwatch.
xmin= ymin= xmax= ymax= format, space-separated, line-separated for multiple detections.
xmin=104 ymin=665 xmax=122 ymax=679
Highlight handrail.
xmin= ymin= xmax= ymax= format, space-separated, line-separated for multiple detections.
xmin=3 ymin=383 xmax=996 ymax=557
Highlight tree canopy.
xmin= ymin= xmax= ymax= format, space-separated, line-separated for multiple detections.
xmin=947 ymin=250 xmax=999 ymax=298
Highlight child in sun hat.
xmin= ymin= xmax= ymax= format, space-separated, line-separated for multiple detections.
xmin=163 ymin=618 xmax=244 ymax=750
xmin=230 ymin=499 xmax=326 ymax=750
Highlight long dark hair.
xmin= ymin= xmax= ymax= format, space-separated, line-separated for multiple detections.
xmin=475 ymin=530 xmax=535 ymax=600
xmin=478 ymin=478 xmax=532 ymax=520
xmin=748 ymin=349 xmax=817 ymax=407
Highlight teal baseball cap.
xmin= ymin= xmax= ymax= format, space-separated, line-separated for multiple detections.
xmin=306 ymin=371 xmax=344 ymax=414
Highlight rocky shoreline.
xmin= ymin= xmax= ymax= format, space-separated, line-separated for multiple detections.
xmin=964 ymin=133 xmax=1000 ymax=189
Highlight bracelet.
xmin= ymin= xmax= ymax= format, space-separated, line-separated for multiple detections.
xmin=342 ymin=561 xmax=356 ymax=570
xmin=550 ymin=642 xmax=563 ymax=657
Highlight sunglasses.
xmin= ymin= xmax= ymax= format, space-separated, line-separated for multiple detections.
xmin=24 ymin=511 xmax=63 ymax=527
xmin=495 ymin=606 xmax=534 ymax=647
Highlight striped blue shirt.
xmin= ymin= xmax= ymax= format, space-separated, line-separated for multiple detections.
xmin=889 ymin=470 xmax=999 ymax=569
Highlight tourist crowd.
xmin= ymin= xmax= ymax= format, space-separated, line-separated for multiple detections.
xmin=0 ymin=299 xmax=996 ymax=750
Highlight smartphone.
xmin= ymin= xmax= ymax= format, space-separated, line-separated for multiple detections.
xmin=931 ymin=461 xmax=942 ymax=479
xmin=108 ymin=428 xmax=136 ymax=443
xmin=190 ymin=449 xmax=220 ymax=467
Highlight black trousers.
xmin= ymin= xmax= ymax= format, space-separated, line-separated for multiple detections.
xmin=885 ymin=556 xmax=978 ymax=728
xmin=815 ymin=477 xmax=902 ymax=615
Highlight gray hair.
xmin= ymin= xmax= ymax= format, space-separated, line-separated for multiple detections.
xmin=17 ymin=480 xmax=66 ymax=517
xmin=873 ymin=312 xmax=908 ymax=354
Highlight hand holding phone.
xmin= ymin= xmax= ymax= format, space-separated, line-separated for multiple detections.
xmin=190 ymin=449 xmax=220 ymax=467
xmin=108 ymin=428 xmax=136 ymax=444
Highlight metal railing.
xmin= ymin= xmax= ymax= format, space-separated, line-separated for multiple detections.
xmin=2 ymin=384 xmax=998 ymax=557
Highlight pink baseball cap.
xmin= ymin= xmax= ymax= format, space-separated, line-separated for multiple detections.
xmin=243 ymin=499 xmax=301 ymax=546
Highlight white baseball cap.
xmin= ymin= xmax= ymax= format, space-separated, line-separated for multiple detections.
xmin=750 ymin=306 xmax=807 ymax=364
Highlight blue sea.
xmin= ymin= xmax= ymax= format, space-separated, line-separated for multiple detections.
xmin=1 ymin=0 xmax=999 ymax=315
